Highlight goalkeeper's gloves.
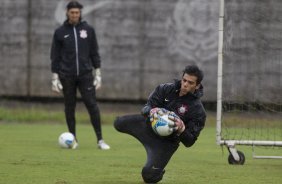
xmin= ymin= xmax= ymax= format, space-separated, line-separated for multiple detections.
xmin=168 ymin=113 xmax=185 ymax=135
xmin=149 ymin=107 xmax=168 ymax=116
xmin=51 ymin=73 xmax=63 ymax=93
xmin=149 ymin=107 xmax=169 ymax=122
xmin=93 ymin=68 xmax=102 ymax=90
xmin=149 ymin=108 xmax=178 ymax=134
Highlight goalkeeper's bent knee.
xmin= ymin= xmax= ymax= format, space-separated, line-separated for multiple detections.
xmin=142 ymin=166 xmax=165 ymax=183
xmin=113 ymin=117 xmax=123 ymax=132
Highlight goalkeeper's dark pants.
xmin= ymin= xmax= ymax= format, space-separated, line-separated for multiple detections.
xmin=59 ymin=72 xmax=102 ymax=142
xmin=114 ymin=114 xmax=179 ymax=183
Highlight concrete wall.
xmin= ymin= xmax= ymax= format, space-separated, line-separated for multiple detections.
xmin=0 ymin=0 xmax=219 ymax=101
xmin=0 ymin=0 xmax=29 ymax=96
xmin=223 ymin=0 xmax=282 ymax=103
xmin=4 ymin=0 xmax=280 ymax=103
xmin=0 ymin=0 xmax=218 ymax=100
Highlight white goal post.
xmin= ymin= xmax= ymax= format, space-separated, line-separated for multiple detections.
xmin=216 ymin=0 xmax=282 ymax=164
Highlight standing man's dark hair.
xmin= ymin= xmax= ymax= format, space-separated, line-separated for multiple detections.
xmin=50 ymin=1 xmax=110 ymax=150
xmin=66 ymin=1 xmax=83 ymax=10
xmin=65 ymin=1 xmax=83 ymax=22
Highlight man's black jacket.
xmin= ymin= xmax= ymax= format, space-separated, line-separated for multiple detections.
xmin=142 ymin=80 xmax=206 ymax=147
xmin=51 ymin=21 xmax=101 ymax=76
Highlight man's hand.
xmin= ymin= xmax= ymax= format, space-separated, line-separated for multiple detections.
xmin=93 ymin=68 xmax=102 ymax=90
xmin=168 ymin=113 xmax=185 ymax=135
xmin=149 ymin=107 xmax=168 ymax=116
xmin=149 ymin=108 xmax=177 ymax=135
xmin=51 ymin=73 xmax=63 ymax=93
xmin=149 ymin=107 xmax=169 ymax=122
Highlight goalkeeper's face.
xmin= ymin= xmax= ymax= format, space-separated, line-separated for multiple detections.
xmin=180 ymin=74 xmax=199 ymax=95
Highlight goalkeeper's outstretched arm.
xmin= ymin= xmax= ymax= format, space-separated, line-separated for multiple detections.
xmin=179 ymin=107 xmax=206 ymax=147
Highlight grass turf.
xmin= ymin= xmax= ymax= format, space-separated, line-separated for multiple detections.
xmin=0 ymin=122 xmax=281 ymax=184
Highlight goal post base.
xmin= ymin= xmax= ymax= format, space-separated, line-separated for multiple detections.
xmin=218 ymin=139 xmax=282 ymax=163
xmin=219 ymin=140 xmax=282 ymax=147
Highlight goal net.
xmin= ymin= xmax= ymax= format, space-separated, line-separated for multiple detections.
xmin=217 ymin=0 xmax=282 ymax=163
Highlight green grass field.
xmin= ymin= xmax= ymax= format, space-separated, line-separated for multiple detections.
xmin=0 ymin=105 xmax=282 ymax=184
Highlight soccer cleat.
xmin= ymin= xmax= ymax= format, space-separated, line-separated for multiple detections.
xmin=71 ymin=139 xmax=79 ymax=149
xmin=98 ymin=140 xmax=110 ymax=150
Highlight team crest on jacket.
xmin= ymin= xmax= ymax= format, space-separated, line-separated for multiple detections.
xmin=177 ymin=104 xmax=188 ymax=115
xmin=80 ymin=30 xmax=87 ymax=38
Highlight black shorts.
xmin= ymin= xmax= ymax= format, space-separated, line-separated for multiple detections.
xmin=114 ymin=114 xmax=179 ymax=182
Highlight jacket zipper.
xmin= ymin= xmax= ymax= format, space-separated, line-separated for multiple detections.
xmin=73 ymin=26 xmax=79 ymax=76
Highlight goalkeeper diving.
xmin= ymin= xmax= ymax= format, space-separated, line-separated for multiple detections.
xmin=114 ymin=65 xmax=206 ymax=183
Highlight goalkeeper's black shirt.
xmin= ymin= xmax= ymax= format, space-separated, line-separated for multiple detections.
xmin=141 ymin=80 xmax=206 ymax=147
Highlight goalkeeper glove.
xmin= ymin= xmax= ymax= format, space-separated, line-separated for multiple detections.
xmin=51 ymin=73 xmax=63 ymax=93
xmin=93 ymin=68 xmax=102 ymax=90
xmin=149 ymin=107 xmax=168 ymax=117
xmin=168 ymin=113 xmax=185 ymax=135
xmin=149 ymin=107 xmax=169 ymax=122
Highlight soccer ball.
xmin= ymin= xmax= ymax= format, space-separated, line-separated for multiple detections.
xmin=58 ymin=132 xmax=75 ymax=148
xmin=151 ymin=113 xmax=176 ymax=136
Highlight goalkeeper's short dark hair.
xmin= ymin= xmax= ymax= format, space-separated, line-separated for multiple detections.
xmin=183 ymin=65 xmax=204 ymax=85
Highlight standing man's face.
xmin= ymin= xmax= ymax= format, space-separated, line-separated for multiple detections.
xmin=180 ymin=73 xmax=200 ymax=96
xmin=67 ymin=8 xmax=81 ymax=25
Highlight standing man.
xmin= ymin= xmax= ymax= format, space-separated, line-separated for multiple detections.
xmin=114 ymin=65 xmax=206 ymax=183
xmin=51 ymin=1 xmax=110 ymax=150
